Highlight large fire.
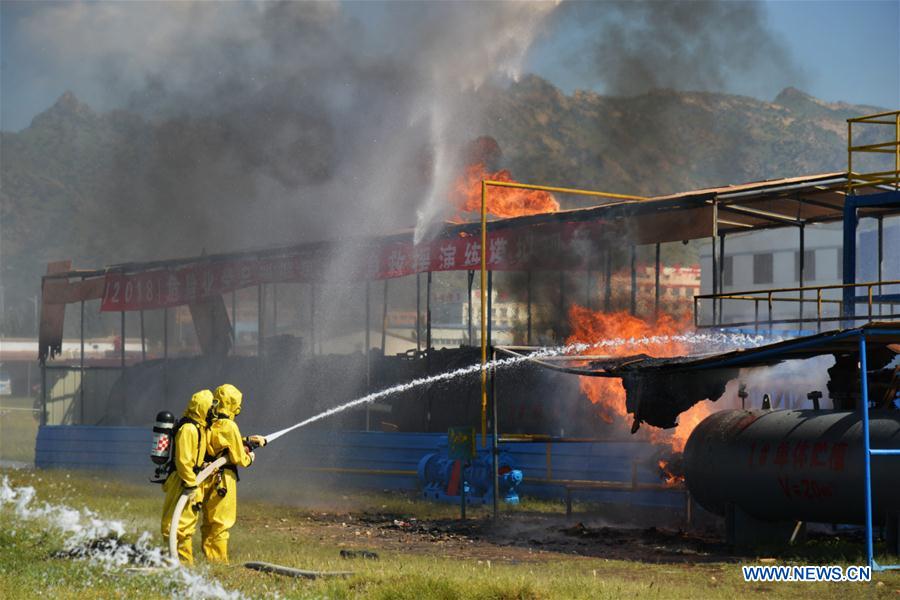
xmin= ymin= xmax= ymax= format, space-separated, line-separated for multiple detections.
xmin=451 ymin=162 xmax=560 ymax=218
xmin=565 ymin=305 xmax=715 ymax=455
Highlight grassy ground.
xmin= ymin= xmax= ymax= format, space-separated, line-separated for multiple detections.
xmin=2 ymin=468 xmax=899 ymax=599
xmin=0 ymin=396 xmax=39 ymax=463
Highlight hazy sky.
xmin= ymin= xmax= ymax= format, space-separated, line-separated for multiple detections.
xmin=524 ymin=0 xmax=898 ymax=106
xmin=1 ymin=0 xmax=898 ymax=131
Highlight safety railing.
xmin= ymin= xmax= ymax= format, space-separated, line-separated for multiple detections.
xmin=848 ymin=110 xmax=900 ymax=192
xmin=694 ymin=279 xmax=900 ymax=331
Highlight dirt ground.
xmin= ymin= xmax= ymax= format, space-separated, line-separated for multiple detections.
xmin=248 ymin=506 xmax=736 ymax=566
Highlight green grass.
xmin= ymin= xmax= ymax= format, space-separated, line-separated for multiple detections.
xmin=2 ymin=468 xmax=899 ymax=599
xmin=0 ymin=396 xmax=39 ymax=463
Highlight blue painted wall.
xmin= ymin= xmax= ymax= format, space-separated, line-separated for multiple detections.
xmin=36 ymin=426 xmax=685 ymax=509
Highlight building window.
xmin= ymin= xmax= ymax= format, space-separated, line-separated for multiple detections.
xmin=722 ymin=256 xmax=734 ymax=288
xmin=753 ymin=253 xmax=773 ymax=284
xmin=795 ymin=250 xmax=816 ymax=282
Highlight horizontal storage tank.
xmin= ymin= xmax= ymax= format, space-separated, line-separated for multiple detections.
xmin=684 ymin=409 xmax=900 ymax=524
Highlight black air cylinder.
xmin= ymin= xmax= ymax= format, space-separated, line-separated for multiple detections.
xmin=150 ymin=410 xmax=176 ymax=465
xmin=683 ymin=409 xmax=900 ymax=524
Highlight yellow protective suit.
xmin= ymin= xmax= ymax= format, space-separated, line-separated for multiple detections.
xmin=160 ymin=389 xmax=213 ymax=565
xmin=201 ymin=384 xmax=255 ymax=563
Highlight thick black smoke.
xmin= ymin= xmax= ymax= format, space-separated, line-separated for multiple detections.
xmin=548 ymin=0 xmax=802 ymax=97
xmin=2 ymin=1 xmax=809 ymax=341
xmin=9 ymin=1 xmax=803 ymax=254
xmin=10 ymin=1 xmax=553 ymax=253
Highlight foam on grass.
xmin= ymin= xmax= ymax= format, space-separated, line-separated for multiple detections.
xmin=0 ymin=476 xmax=243 ymax=600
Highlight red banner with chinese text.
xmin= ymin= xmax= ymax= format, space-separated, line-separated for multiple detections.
xmin=100 ymin=221 xmax=609 ymax=311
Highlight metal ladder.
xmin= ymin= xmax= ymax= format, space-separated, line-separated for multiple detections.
xmin=859 ymin=330 xmax=900 ymax=571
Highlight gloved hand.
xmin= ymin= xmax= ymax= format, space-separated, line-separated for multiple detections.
xmin=247 ymin=435 xmax=267 ymax=447
xmin=248 ymin=451 xmax=256 ymax=464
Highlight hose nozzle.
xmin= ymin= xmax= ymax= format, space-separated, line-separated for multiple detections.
xmin=244 ymin=434 xmax=267 ymax=451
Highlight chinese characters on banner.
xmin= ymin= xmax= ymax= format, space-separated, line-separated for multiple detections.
xmin=101 ymin=221 xmax=609 ymax=311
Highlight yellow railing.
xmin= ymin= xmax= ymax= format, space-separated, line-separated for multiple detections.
xmin=847 ymin=110 xmax=900 ymax=192
xmin=694 ymin=279 xmax=900 ymax=331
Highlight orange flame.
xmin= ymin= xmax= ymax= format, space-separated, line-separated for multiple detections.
xmin=658 ymin=459 xmax=684 ymax=486
xmin=565 ymin=305 xmax=715 ymax=453
xmin=451 ymin=163 xmax=560 ymax=218
xmin=662 ymin=400 xmax=717 ymax=453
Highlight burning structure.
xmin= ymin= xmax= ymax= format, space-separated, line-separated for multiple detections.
xmin=37 ymin=167 xmax=899 ymax=425
xmin=32 ymin=109 xmax=900 ymax=566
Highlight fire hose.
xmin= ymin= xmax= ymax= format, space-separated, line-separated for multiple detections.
xmin=167 ymin=438 xmax=263 ymax=564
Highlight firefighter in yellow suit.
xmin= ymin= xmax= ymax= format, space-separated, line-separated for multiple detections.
xmin=160 ymin=389 xmax=213 ymax=565
xmin=201 ymin=383 xmax=266 ymax=563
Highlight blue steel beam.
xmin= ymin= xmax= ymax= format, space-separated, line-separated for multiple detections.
xmin=851 ymin=189 xmax=900 ymax=209
xmin=843 ymin=190 xmax=900 ymax=323
xmin=859 ymin=334 xmax=874 ymax=568
xmin=843 ymin=198 xmax=858 ymax=322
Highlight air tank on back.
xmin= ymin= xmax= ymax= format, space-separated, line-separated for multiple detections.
xmin=683 ymin=409 xmax=900 ymax=524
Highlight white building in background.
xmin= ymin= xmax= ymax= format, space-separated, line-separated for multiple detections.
xmin=461 ymin=289 xmax=524 ymax=332
xmin=699 ymin=219 xmax=900 ymax=329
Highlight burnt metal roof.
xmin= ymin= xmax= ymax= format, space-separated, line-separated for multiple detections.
xmin=498 ymin=324 xmax=900 ymax=431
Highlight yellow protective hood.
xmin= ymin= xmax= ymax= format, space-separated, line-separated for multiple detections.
xmin=184 ymin=389 xmax=213 ymax=424
xmin=213 ymin=384 xmax=243 ymax=419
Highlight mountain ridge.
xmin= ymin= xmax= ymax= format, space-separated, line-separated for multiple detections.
xmin=0 ymin=77 xmax=887 ymax=333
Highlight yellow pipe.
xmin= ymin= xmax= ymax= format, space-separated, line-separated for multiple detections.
xmin=851 ymin=119 xmax=900 ymax=126
xmin=847 ymin=109 xmax=900 ymax=122
xmin=847 ymin=110 xmax=900 ymax=194
xmin=868 ymin=286 xmax=874 ymax=319
xmin=710 ymin=295 xmax=840 ymax=304
xmin=475 ymin=178 xmax=647 ymax=446
xmin=695 ymin=278 xmax=900 ymax=299
xmin=849 ymin=168 xmax=900 ymax=178
xmin=480 ymin=179 xmax=487 ymax=447
xmin=849 ymin=178 xmax=900 ymax=191
xmin=482 ymin=179 xmax=647 ymax=202
xmin=848 ymin=141 xmax=900 ymax=152
xmin=717 ymin=218 xmax=755 ymax=229
xmin=848 ymin=149 xmax=897 ymax=155
xmin=817 ymin=289 xmax=822 ymax=322
xmin=847 ymin=120 xmax=853 ymax=196
xmin=474 ymin=178 xmax=646 ymax=448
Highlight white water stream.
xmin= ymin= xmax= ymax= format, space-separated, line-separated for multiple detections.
xmin=265 ymin=331 xmax=768 ymax=442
